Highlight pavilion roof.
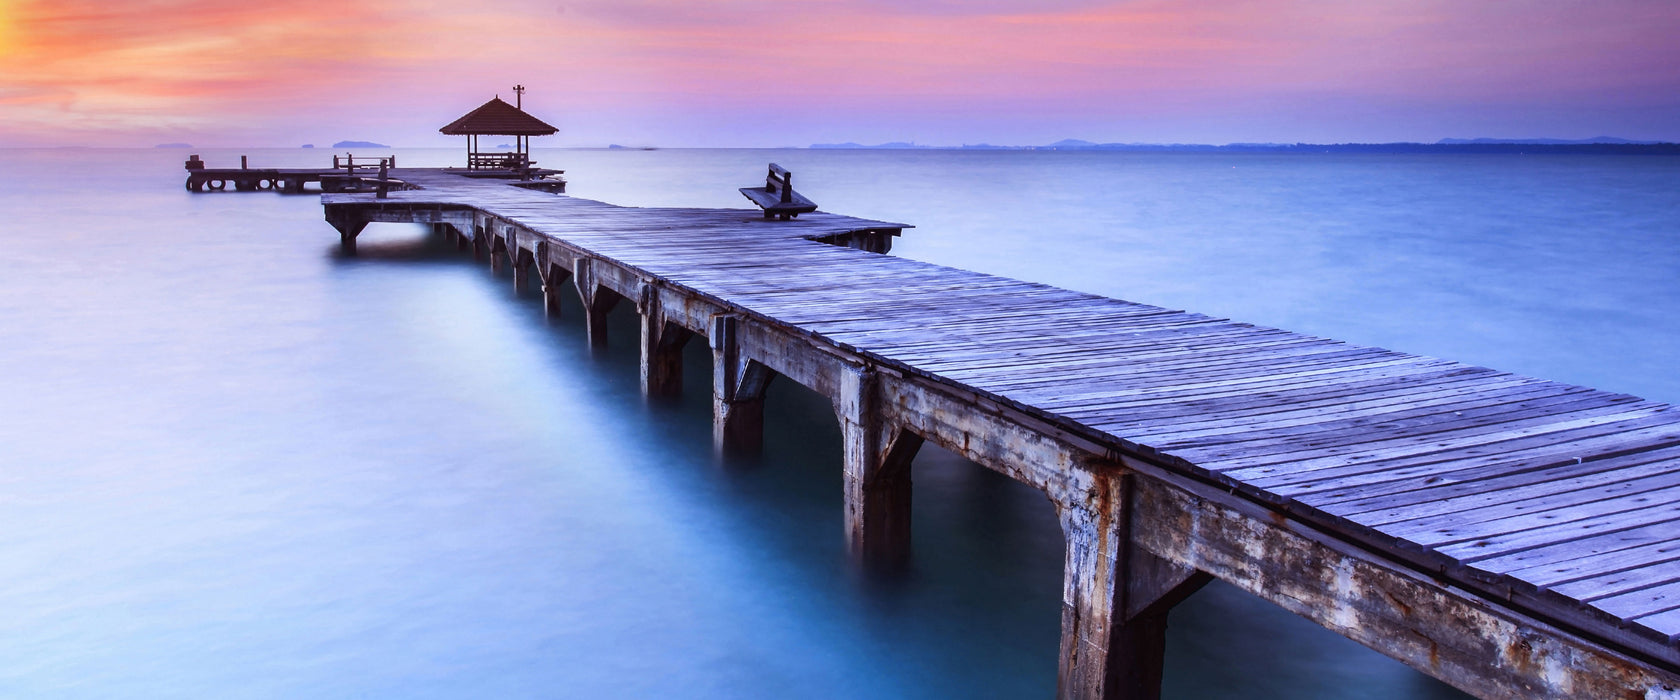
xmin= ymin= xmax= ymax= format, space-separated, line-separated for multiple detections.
xmin=439 ymin=97 xmax=558 ymax=136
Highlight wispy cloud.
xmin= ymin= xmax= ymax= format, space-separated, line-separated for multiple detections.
xmin=1 ymin=0 xmax=1675 ymax=146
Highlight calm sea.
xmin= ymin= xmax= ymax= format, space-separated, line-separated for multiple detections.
xmin=2 ymin=146 xmax=1676 ymax=698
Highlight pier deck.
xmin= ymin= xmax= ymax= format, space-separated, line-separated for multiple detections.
xmin=318 ymin=169 xmax=1680 ymax=699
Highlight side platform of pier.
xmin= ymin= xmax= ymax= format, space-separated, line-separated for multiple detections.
xmin=317 ymin=169 xmax=1680 ymax=699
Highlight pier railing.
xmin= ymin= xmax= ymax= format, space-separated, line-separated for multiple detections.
xmin=333 ymin=154 xmax=396 ymax=172
xmin=467 ymin=152 xmax=531 ymax=170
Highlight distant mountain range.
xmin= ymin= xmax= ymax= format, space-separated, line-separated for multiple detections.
xmin=811 ymin=137 xmax=1678 ymax=154
xmin=810 ymin=141 xmax=932 ymax=149
xmin=1435 ymin=137 xmax=1660 ymax=145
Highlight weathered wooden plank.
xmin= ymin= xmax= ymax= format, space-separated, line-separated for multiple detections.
xmin=1336 ymin=451 xmax=1680 ymax=527
xmin=1150 ymin=382 xmax=1604 ymax=437
xmin=1235 ymin=418 xmax=1680 ymax=498
xmin=1552 ymin=562 xmax=1680 ymax=603
xmin=1632 ymin=608 xmax=1680 ymax=639
xmin=1472 ymin=520 xmax=1680 ymax=577
xmin=1390 ymin=481 xmax=1680 ymax=547
xmin=1510 ymin=537 xmax=1680 ymax=589
xmin=1593 ymin=581 xmax=1680 ymax=621
xmin=1440 ymin=502 xmax=1680 ymax=563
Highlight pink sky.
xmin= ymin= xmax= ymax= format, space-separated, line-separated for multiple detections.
xmin=1 ymin=0 xmax=1676 ymax=147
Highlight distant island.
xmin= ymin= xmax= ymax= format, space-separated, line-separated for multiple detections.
xmin=811 ymin=137 xmax=1679 ymax=154
xmin=332 ymin=140 xmax=389 ymax=149
xmin=153 ymin=143 xmax=192 ymax=148
xmin=301 ymin=144 xmax=315 ymax=148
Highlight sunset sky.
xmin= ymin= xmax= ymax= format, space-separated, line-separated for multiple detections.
xmin=2 ymin=0 xmax=1676 ymax=147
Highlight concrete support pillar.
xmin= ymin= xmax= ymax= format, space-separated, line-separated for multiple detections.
xmin=839 ymin=365 xmax=922 ymax=571
xmin=1057 ymin=473 xmax=1210 ymax=700
xmin=339 ymin=228 xmax=361 ymax=254
xmin=445 ymin=222 xmax=470 ymax=253
xmin=573 ymin=258 xmax=618 ymax=348
xmin=584 ymin=293 xmax=616 ymax=348
xmin=513 ymin=249 xmax=532 ymax=294
xmin=503 ymin=228 xmax=521 ymax=285
xmin=539 ymin=263 xmax=571 ymax=319
xmin=324 ymin=207 xmax=367 ymax=255
xmin=709 ymin=315 xmax=772 ymax=453
xmin=639 ymin=286 xmax=694 ymax=397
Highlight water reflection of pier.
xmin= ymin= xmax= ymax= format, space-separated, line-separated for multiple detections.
xmin=308 ymin=167 xmax=1680 ymax=699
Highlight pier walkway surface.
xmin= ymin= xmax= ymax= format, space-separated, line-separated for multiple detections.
xmin=315 ymin=169 xmax=1680 ymax=699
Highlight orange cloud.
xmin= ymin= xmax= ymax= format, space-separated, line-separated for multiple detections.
xmin=0 ymin=0 xmax=433 ymax=141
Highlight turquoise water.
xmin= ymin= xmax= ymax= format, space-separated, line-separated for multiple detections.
xmin=2 ymin=147 xmax=1676 ymax=698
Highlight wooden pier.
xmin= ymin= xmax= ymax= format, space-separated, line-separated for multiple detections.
xmin=302 ymin=168 xmax=1680 ymax=698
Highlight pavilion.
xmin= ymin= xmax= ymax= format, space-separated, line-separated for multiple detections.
xmin=439 ymin=91 xmax=558 ymax=171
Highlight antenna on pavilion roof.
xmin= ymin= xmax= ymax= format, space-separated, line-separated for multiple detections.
xmin=513 ymin=84 xmax=526 ymax=110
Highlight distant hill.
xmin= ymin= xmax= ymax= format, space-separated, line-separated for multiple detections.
xmin=301 ymin=144 xmax=315 ymax=148
xmin=332 ymin=140 xmax=389 ymax=149
xmin=154 ymin=143 xmax=192 ymax=148
xmin=810 ymin=141 xmax=932 ymax=149
xmin=1436 ymin=137 xmax=1661 ymax=145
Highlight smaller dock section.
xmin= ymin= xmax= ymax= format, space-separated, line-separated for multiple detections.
xmin=183 ymin=153 xmax=420 ymax=194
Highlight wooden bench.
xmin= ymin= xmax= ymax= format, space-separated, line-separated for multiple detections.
xmin=739 ymin=163 xmax=817 ymax=220
xmin=467 ymin=152 xmax=532 ymax=171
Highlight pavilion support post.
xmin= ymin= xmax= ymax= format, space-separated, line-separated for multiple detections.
xmin=838 ymin=365 xmax=922 ymax=572
xmin=639 ymin=287 xmax=694 ymax=397
xmin=709 ymin=315 xmax=772 ymax=454
xmin=1057 ymin=472 xmax=1211 ymax=700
